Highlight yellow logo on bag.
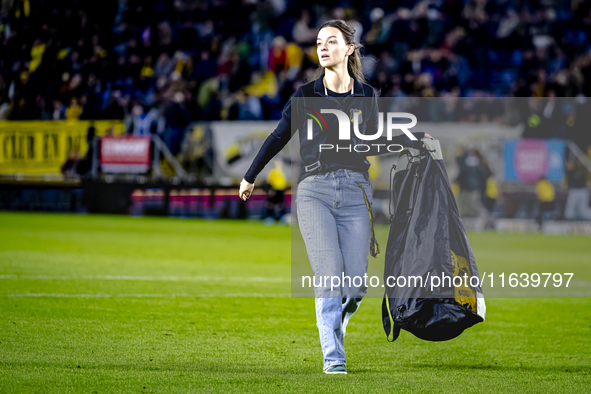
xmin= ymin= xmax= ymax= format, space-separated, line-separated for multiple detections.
xmin=451 ymin=250 xmax=476 ymax=312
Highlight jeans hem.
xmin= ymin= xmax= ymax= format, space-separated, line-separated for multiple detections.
xmin=323 ymin=361 xmax=347 ymax=371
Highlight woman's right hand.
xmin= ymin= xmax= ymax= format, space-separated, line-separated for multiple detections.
xmin=239 ymin=179 xmax=255 ymax=201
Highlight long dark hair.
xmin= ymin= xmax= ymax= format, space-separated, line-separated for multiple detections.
xmin=310 ymin=19 xmax=366 ymax=84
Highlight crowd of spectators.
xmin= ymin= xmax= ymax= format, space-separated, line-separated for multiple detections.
xmin=2 ymin=0 xmax=591 ymax=143
xmin=1 ymin=0 xmax=590 ymax=222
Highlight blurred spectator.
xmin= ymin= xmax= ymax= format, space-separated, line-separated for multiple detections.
xmin=61 ymin=150 xmax=80 ymax=179
xmin=103 ymin=94 xmax=125 ymax=120
xmin=292 ymin=10 xmax=316 ymax=45
xmin=161 ymin=91 xmax=191 ymax=156
xmin=128 ymin=101 xmax=157 ymax=136
xmin=0 ymin=101 xmax=11 ymax=120
xmin=153 ymin=52 xmax=175 ymax=79
xmin=564 ymin=159 xmax=591 ymax=220
xmin=229 ymin=90 xmax=263 ymax=121
xmin=364 ymin=7 xmax=390 ymax=55
xmin=268 ymin=36 xmax=287 ymax=73
xmin=535 ymin=176 xmax=556 ymax=229
xmin=52 ymin=100 xmax=66 ymax=120
xmin=75 ymin=126 xmax=96 ymax=178
xmin=193 ymin=50 xmax=217 ymax=88
xmin=456 ymin=148 xmax=484 ymax=218
xmin=476 ymin=150 xmax=497 ymax=229
xmin=264 ymin=159 xmax=288 ymax=225
xmin=65 ymin=97 xmax=82 ymax=120
xmin=483 ymin=174 xmax=498 ymax=230
xmin=197 ymin=77 xmax=221 ymax=121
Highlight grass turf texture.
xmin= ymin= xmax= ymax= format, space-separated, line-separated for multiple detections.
xmin=0 ymin=212 xmax=590 ymax=393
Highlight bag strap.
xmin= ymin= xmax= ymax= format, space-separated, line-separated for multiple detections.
xmin=355 ymin=181 xmax=380 ymax=258
xmin=382 ymin=296 xmax=400 ymax=342
xmin=389 ymin=163 xmax=397 ymax=219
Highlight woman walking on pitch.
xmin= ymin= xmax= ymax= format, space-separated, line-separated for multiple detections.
xmin=239 ymin=19 xmax=432 ymax=374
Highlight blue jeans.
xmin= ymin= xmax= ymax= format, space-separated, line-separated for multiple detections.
xmin=296 ymin=169 xmax=372 ymax=370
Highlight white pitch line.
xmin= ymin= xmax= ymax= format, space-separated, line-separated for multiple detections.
xmin=0 ymin=275 xmax=290 ymax=283
xmin=3 ymin=293 xmax=291 ymax=298
xmin=5 ymin=293 xmax=112 ymax=298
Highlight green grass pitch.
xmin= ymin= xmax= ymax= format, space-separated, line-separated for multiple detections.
xmin=0 ymin=212 xmax=590 ymax=393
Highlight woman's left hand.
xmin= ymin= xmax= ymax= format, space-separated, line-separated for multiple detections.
xmin=422 ymin=133 xmax=434 ymax=148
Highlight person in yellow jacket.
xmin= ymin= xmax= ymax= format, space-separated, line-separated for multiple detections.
xmin=65 ymin=97 xmax=83 ymax=120
xmin=265 ymin=160 xmax=288 ymax=225
xmin=535 ymin=176 xmax=555 ymax=230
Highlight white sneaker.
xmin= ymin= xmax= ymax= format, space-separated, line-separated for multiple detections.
xmin=324 ymin=365 xmax=347 ymax=374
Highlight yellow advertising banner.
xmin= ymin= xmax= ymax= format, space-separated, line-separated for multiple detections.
xmin=0 ymin=120 xmax=125 ymax=175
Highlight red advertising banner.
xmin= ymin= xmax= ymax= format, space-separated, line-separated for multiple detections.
xmin=100 ymin=136 xmax=151 ymax=173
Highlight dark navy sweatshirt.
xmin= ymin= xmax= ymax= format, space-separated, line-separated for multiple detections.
xmin=244 ymin=75 xmax=424 ymax=183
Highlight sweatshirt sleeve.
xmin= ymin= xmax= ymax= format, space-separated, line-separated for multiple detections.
xmin=243 ymin=92 xmax=299 ymax=183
